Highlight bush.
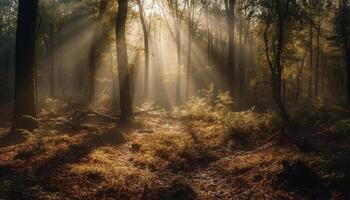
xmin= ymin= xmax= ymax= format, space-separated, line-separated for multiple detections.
xmin=173 ymin=85 xmax=279 ymax=142
xmin=333 ymin=119 xmax=350 ymax=138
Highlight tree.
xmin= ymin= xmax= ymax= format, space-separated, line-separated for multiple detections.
xmin=257 ymin=0 xmax=297 ymax=130
xmin=116 ymin=0 xmax=133 ymax=123
xmin=224 ymin=0 xmax=236 ymax=96
xmin=87 ymin=0 xmax=109 ymax=103
xmin=11 ymin=0 xmax=39 ymax=131
xmin=164 ymin=0 xmax=184 ymax=104
xmin=334 ymin=0 xmax=350 ymax=104
xmin=136 ymin=0 xmax=150 ymax=99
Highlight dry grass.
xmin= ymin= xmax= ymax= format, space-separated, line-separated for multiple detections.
xmin=0 ymin=102 xmax=349 ymax=199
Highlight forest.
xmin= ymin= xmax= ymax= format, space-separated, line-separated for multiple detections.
xmin=0 ymin=0 xmax=350 ymax=199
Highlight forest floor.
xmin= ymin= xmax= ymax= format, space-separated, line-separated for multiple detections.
xmin=0 ymin=101 xmax=350 ymax=200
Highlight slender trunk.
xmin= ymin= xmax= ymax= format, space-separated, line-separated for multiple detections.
xmin=186 ymin=0 xmax=193 ymax=99
xmin=346 ymin=48 xmax=350 ymax=103
xmin=238 ymin=20 xmax=244 ymax=101
xmin=176 ymin=29 xmax=181 ymax=103
xmin=47 ymin=23 xmax=56 ymax=98
xmin=295 ymin=52 xmax=307 ymax=103
xmin=225 ymin=0 xmax=236 ymax=96
xmin=315 ymin=25 xmax=320 ymax=98
xmin=136 ymin=0 xmax=150 ymax=99
xmin=275 ymin=0 xmax=290 ymax=128
xmin=308 ymin=24 xmax=313 ymax=100
xmin=116 ymin=0 xmax=133 ymax=123
xmin=12 ymin=0 xmax=39 ymax=131
xmin=175 ymin=3 xmax=181 ymax=104
xmin=58 ymin=43 xmax=66 ymax=98
xmin=109 ymin=44 xmax=117 ymax=106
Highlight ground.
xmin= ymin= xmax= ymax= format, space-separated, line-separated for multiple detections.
xmin=0 ymin=102 xmax=349 ymax=200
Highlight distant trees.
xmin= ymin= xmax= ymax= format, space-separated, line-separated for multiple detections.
xmin=165 ymin=0 xmax=184 ymax=104
xmin=87 ymin=0 xmax=109 ymax=103
xmin=12 ymin=0 xmax=39 ymax=131
xmin=116 ymin=0 xmax=133 ymax=123
xmin=0 ymin=0 xmax=17 ymax=102
xmin=2 ymin=0 xmax=350 ymax=129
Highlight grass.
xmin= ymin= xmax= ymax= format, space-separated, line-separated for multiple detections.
xmin=0 ymin=97 xmax=350 ymax=199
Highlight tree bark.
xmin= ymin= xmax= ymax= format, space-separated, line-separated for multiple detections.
xmin=12 ymin=0 xmax=39 ymax=131
xmin=275 ymin=0 xmax=289 ymax=127
xmin=224 ymin=0 xmax=236 ymax=96
xmin=116 ymin=0 xmax=133 ymax=123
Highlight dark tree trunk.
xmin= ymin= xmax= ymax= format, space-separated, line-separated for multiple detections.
xmin=275 ymin=1 xmax=289 ymax=128
xmin=225 ymin=0 xmax=236 ymax=96
xmin=116 ymin=0 xmax=133 ymax=123
xmin=347 ymin=48 xmax=350 ymax=103
xmin=12 ymin=0 xmax=39 ymax=131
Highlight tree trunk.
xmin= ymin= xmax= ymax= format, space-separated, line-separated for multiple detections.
xmin=116 ymin=0 xmax=133 ymax=124
xmin=274 ymin=0 xmax=290 ymax=129
xmin=315 ymin=25 xmax=320 ymax=98
xmin=12 ymin=0 xmax=39 ymax=131
xmin=295 ymin=52 xmax=306 ymax=103
xmin=186 ymin=0 xmax=194 ymax=99
xmin=136 ymin=0 xmax=150 ymax=100
xmin=175 ymin=2 xmax=182 ymax=104
xmin=225 ymin=0 xmax=236 ymax=96
xmin=308 ymin=24 xmax=313 ymax=101
xmin=346 ymin=48 xmax=350 ymax=103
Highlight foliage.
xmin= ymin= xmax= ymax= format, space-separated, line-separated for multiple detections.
xmin=174 ymin=85 xmax=281 ymax=141
xmin=332 ymin=119 xmax=350 ymax=138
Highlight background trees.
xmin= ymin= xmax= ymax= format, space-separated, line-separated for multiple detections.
xmin=0 ymin=0 xmax=349 ymax=129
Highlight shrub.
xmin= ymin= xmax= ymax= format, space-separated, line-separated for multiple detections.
xmin=333 ymin=119 xmax=350 ymax=138
xmin=173 ymin=85 xmax=279 ymax=143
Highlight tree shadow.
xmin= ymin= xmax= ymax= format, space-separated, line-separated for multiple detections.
xmin=0 ymin=131 xmax=27 ymax=148
xmin=0 ymin=126 xmax=128 ymax=199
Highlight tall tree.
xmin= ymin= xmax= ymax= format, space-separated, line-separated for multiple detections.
xmin=259 ymin=0 xmax=295 ymax=130
xmin=185 ymin=0 xmax=194 ymax=98
xmin=224 ymin=0 xmax=236 ymax=96
xmin=166 ymin=0 xmax=183 ymax=104
xmin=87 ymin=0 xmax=109 ymax=103
xmin=11 ymin=0 xmax=39 ymax=131
xmin=136 ymin=0 xmax=150 ymax=99
xmin=116 ymin=0 xmax=133 ymax=123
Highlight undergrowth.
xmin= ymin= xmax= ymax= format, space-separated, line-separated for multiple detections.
xmin=173 ymin=85 xmax=281 ymax=144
